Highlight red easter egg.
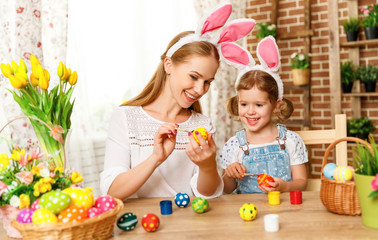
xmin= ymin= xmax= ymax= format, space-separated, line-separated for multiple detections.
xmin=57 ymin=205 xmax=88 ymax=223
xmin=257 ymin=174 xmax=275 ymax=187
xmin=141 ymin=213 xmax=160 ymax=232
xmin=88 ymin=207 xmax=102 ymax=218
xmin=95 ymin=195 xmax=116 ymax=213
xmin=31 ymin=198 xmax=40 ymax=211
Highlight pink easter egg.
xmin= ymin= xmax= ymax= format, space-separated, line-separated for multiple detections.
xmin=31 ymin=198 xmax=40 ymax=211
xmin=17 ymin=209 xmax=34 ymax=224
xmin=88 ymin=207 xmax=102 ymax=218
xmin=95 ymin=195 xmax=116 ymax=213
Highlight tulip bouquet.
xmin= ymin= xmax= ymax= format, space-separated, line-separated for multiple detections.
xmin=0 ymin=55 xmax=77 ymax=168
xmin=0 ymin=139 xmax=83 ymax=208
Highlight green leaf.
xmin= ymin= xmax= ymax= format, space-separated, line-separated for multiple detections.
xmin=368 ymin=191 xmax=378 ymax=198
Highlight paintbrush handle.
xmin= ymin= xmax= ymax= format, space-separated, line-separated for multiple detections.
xmin=244 ymin=173 xmax=258 ymax=177
xmin=176 ymin=127 xmax=190 ymax=133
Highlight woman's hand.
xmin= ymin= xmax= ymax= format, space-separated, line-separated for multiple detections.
xmin=152 ymin=123 xmax=178 ymax=166
xmin=224 ymin=162 xmax=246 ymax=180
xmin=185 ymin=131 xmax=217 ymax=170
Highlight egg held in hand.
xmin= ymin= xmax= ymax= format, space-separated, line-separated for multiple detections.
xmin=193 ymin=127 xmax=208 ymax=144
xmin=257 ymin=174 xmax=275 ymax=187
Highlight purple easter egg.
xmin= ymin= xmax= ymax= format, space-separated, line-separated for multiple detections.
xmin=17 ymin=209 xmax=34 ymax=224
xmin=31 ymin=198 xmax=40 ymax=211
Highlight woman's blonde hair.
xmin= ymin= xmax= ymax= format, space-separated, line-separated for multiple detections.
xmin=122 ymin=31 xmax=220 ymax=113
xmin=227 ymin=70 xmax=294 ymax=122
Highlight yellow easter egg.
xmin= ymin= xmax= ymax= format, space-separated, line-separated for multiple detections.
xmin=239 ymin=203 xmax=258 ymax=221
xmin=333 ymin=166 xmax=353 ymax=181
xmin=193 ymin=127 xmax=208 ymax=144
xmin=63 ymin=187 xmax=94 ymax=209
xmin=32 ymin=208 xmax=58 ymax=224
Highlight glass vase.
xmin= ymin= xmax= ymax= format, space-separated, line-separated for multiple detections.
xmin=30 ymin=120 xmax=70 ymax=169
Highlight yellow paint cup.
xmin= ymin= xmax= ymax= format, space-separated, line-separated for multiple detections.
xmin=268 ymin=191 xmax=280 ymax=205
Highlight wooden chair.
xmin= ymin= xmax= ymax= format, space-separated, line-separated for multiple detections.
xmin=295 ymin=114 xmax=347 ymax=191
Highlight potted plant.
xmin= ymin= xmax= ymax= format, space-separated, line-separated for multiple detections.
xmin=342 ymin=17 xmax=360 ymax=41
xmin=357 ymin=65 xmax=378 ymax=92
xmin=353 ymin=136 xmax=378 ymax=229
xmin=340 ymin=61 xmax=357 ymax=93
xmin=290 ymin=52 xmax=311 ymax=85
xmin=347 ymin=116 xmax=376 ymax=140
xmin=256 ymin=23 xmax=277 ymax=39
xmin=360 ymin=4 xmax=378 ymax=40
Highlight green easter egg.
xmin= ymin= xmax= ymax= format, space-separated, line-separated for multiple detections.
xmin=117 ymin=212 xmax=138 ymax=231
xmin=191 ymin=197 xmax=209 ymax=214
xmin=40 ymin=190 xmax=71 ymax=214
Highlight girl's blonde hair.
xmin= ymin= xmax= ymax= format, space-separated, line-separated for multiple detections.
xmin=122 ymin=31 xmax=220 ymax=113
xmin=227 ymin=70 xmax=294 ymax=122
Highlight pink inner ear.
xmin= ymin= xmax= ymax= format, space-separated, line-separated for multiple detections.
xmin=201 ymin=4 xmax=232 ymax=35
xmin=221 ymin=43 xmax=250 ymax=65
xmin=218 ymin=21 xmax=255 ymax=43
xmin=258 ymin=39 xmax=279 ymax=69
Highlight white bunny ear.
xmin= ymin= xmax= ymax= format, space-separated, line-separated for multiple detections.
xmin=219 ymin=42 xmax=255 ymax=70
xmin=218 ymin=19 xmax=256 ymax=43
xmin=196 ymin=3 xmax=232 ymax=36
xmin=256 ymin=36 xmax=281 ymax=72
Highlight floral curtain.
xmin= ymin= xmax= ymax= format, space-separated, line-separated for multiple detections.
xmin=0 ymin=0 xmax=101 ymax=195
xmin=193 ymin=0 xmax=246 ymax=154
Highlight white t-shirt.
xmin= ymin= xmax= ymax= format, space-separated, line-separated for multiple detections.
xmin=219 ymin=130 xmax=308 ymax=169
xmin=100 ymin=106 xmax=223 ymax=199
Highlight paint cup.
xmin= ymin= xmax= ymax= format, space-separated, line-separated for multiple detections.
xmin=268 ymin=191 xmax=280 ymax=205
xmin=264 ymin=214 xmax=279 ymax=232
xmin=290 ymin=190 xmax=302 ymax=204
xmin=160 ymin=200 xmax=172 ymax=215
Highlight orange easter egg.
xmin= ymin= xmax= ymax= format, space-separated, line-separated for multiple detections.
xmin=57 ymin=205 xmax=88 ymax=223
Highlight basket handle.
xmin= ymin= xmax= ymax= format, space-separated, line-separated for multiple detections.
xmin=320 ymin=137 xmax=372 ymax=178
xmin=0 ymin=116 xmax=66 ymax=169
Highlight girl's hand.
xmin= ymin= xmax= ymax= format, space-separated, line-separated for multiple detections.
xmin=224 ymin=162 xmax=246 ymax=180
xmin=258 ymin=177 xmax=285 ymax=193
xmin=185 ymin=131 xmax=217 ymax=171
xmin=152 ymin=123 xmax=178 ymax=165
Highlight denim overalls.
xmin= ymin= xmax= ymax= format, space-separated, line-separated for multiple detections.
xmin=236 ymin=124 xmax=292 ymax=194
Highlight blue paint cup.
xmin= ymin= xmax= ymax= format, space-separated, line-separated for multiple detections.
xmin=160 ymin=200 xmax=172 ymax=215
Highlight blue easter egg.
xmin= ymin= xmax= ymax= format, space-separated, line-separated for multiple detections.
xmin=323 ymin=163 xmax=337 ymax=180
xmin=175 ymin=193 xmax=190 ymax=208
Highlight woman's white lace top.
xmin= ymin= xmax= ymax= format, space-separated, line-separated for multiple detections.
xmin=100 ymin=106 xmax=223 ymax=199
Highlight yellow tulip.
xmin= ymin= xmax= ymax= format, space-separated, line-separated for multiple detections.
xmin=30 ymin=54 xmax=41 ymax=73
xmin=0 ymin=63 xmax=13 ymax=78
xmin=38 ymin=72 xmax=49 ymax=90
xmin=68 ymin=71 xmax=77 ymax=86
xmin=19 ymin=59 xmax=28 ymax=73
xmin=43 ymin=69 xmax=50 ymax=82
xmin=62 ymin=65 xmax=69 ymax=81
xmin=30 ymin=73 xmax=39 ymax=87
xmin=11 ymin=60 xmax=19 ymax=74
xmin=8 ymin=75 xmax=27 ymax=89
xmin=57 ymin=61 xmax=64 ymax=79
xmin=15 ymin=70 xmax=28 ymax=83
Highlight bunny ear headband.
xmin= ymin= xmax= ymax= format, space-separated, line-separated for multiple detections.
xmin=166 ymin=3 xmax=256 ymax=63
xmin=222 ymin=35 xmax=283 ymax=100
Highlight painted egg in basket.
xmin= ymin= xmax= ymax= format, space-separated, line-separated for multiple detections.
xmin=32 ymin=208 xmax=58 ymax=224
xmin=39 ymin=190 xmax=71 ymax=214
xmin=57 ymin=205 xmax=88 ymax=223
xmin=17 ymin=209 xmax=34 ymax=224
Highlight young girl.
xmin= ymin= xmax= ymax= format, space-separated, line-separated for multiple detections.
xmin=100 ymin=4 xmax=255 ymax=199
xmin=219 ymin=36 xmax=308 ymax=194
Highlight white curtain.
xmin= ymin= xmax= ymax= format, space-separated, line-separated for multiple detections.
xmin=193 ymin=0 xmax=246 ymax=153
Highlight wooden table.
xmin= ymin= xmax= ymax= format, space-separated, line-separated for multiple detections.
xmin=1 ymin=191 xmax=377 ymax=239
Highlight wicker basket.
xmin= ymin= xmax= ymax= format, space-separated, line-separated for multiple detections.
xmin=11 ymin=198 xmax=124 ymax=240
xmin=319 ymin=137 xmax=369 ymax=216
